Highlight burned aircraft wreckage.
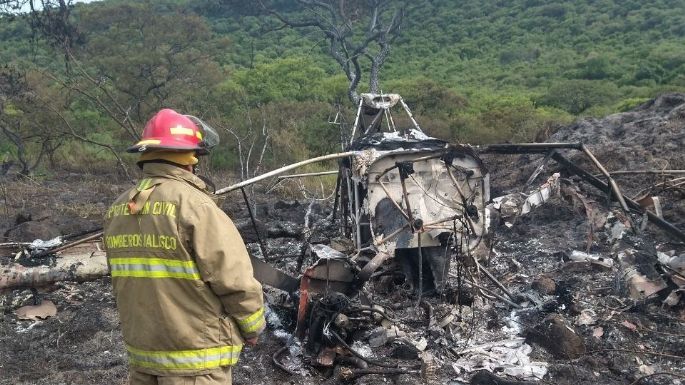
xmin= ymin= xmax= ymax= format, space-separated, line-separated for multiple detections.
xmin=3 ymin=93 xmax=685 ymax=380
xmin=216 ymin=93 xmax=685 ymax=372
xmin=188 ymin=93 xmax=498 ymax=370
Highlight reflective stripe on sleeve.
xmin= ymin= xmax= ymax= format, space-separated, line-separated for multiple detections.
xmin=126 ymin=344 xmax=242 ymax=370
xmin=109 ymin=257 xmax=201 ymax=280
xmin=137 ymin=178 xmax=153 ymax=192
xmin=236 ymin=307 xmax=266 ymax=334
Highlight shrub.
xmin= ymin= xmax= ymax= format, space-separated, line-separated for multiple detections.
xmin=537 ymin=80 xmax=620 ymax=114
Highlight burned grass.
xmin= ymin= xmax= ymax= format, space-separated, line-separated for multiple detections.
xmin=1 ymin=94 xmax=684 ymax=385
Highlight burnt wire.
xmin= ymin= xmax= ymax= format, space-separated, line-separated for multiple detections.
xmin=455 ymin=219 xmax=466 ymax=317
xmin=417 ymin=233 xmax=423 ymax=306
xmin=439 ymin=231 xmax=456 ymax=304
xmin=407 ymin=173 xmax=464 ymax=210
xmin=447 ymin=163 xmax=481 ymax=202
xmin=328 ymin=329 xmax=399 ymax=368
xmin=412 ymin=172 xmax=459 ymax=208
xmin=308 ymin=293 xmax=351 ymax=349
xmin=461 ymin=217 xmax=479 ymax=347
xmin=240 ymin=187 xmax=270 ymax=262
xmin=345 ymin=306 xmax=401 ymax=323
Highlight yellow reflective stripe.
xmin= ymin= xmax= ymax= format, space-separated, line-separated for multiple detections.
xmin=111 ymin=271 xmax=199 ymax=280
xmin=109 ymin=257 xmax=201 ymax=280
xmin=242 ymin=317 xmax=266 ymax=334
xmin=238 ymin=307 xmax=264 ymax=326
xmin=136 ymin=139 xmax=161 ymax=145
xmin=237 ymin=307 xmax=266 ymax=334
xmin=110 ymin=257 xmax=196 ymax=268
xmin=196 ymin=131 xmax=203 ymax=139
xmin=137 ymin=178 xmax=153 ymax=192
xmin=170 ymin=126 xmax=195 ymax=136
xmin=130 ymin=356 xmax=239 ymax=370
xmin=126 ymin=344 xmax=243 ymax=370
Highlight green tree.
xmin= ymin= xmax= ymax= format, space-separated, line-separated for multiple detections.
xmin=537 ymin=80 xmax=619 ymax=114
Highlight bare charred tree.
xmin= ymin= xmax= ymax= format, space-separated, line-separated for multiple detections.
xmin=1 ymin=65 xmax=133 ymax=178
xmin=257 ymin=0 xmax=408 ymax=104
xmin=1 ymin=1 xmax=139 ymax=142
xmin=0 ymin=67 xmax=63 ymax=176
xmin=1 ymin=2 xmax=223 ymax=180
xmin=218 ymin=98 xmax=271 ymax=216
xmin=0 ymin=1 xmax=83 ymax=65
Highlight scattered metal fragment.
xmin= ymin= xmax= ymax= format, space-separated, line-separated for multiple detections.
xmin=617 ymin=250 xmax=668 ymax=300
xmin=635 ymin=195 xmax=663 ymax=219
xmin=480 ymin=144 xmax=685 ymax=241
xmin=452 ymin=338 xmax=547 ymax=381
xmin=550 ymin=151 xmax=685 ymax=242
xmin=16 ymin=299 xmax=57 ymax=320
xmin=329 ymin=329 xmax=400 ymax=368
xmin=560 ymin=181 xmax=607 ymax=250
xmin=334 ymin=366 xmax=418 ymax=382
xmin=272 ymin=345 xmax=296 ymax=375
xmin=5 ymin=92 xmax=684 ymax=384
xmin=568 ymin=251 xmax=614 ymax=269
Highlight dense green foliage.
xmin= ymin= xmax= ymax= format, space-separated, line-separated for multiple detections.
xmin=1 ymin=0 xmax=684 ymax=175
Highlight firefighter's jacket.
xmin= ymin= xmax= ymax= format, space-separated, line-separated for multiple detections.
xmin=103 ymin=163 xmax=265 ymax=376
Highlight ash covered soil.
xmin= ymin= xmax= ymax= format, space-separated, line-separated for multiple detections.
xmin=1 ymin=94 xmax=684 ymax=385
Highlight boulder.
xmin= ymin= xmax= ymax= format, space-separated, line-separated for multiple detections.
xmin=526 ymin=314 xmax=586 ymax=359
xmin=4 ymin=221 xmax=60 ymax=242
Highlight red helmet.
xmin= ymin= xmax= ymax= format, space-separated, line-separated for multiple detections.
xmin=127 ymin=109 xmax=219 ymax=155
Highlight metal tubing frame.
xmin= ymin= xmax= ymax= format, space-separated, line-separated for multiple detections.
xmin=240 ymin=187 xmax=270 ymax=262
xmin=551 ymin=151 xmax=685 ymax=242
xmin=349 ymin=98 xmax=365 ymax=145
xmin=332 ymin=169 xmax=342 ymax=220
xmin=276 ymin=170 xmax=339 ymax=180
xmin=216 ymin=151 xmax=356 ymax=194
xmin=445 ymin=165 xmax=478 ymax=234
xmin=481 ymin=142 xmax=631 ymax=213
xmin=482 ymin=143 xmax=583 ymax=153
xmin=397 ymin=169 xmax=416 ymax=229
xmin=362 ymin=109 xmax=385 ymax=135
xmin=579 ymin=144 xmax=630 ymax=213
xmin=344 ymin=170 xmax=354 ymax=237
xmin=353 ymin=178 xmax=362 ymax=250
xmin=602 ymin=170 xmax=685 ymax=176
xmin=399 ymin=97 xmax=423 ymax=132
xmin=376 ymin=179 xmax=411 ymax=221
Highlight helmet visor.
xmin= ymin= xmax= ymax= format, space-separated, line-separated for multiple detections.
xmin=185 ymin=115 xmax=220 ymax=153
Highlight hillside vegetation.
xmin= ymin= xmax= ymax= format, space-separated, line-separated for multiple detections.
xmin=1 ymin=0 xmax=684 ymax=176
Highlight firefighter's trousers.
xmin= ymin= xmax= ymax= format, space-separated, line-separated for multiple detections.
xmin=128 ymin=367 xmax=232 ymax=385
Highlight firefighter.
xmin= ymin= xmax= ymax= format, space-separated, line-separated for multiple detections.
xmin=103 ymin=108 xmax=265 ymax=385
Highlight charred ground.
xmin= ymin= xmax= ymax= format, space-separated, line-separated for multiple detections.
xmin=1 ymin=94 xmax=684 ymax=385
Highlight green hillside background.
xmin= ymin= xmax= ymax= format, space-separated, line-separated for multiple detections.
xmin=1 ymin=0 xmax=684 ymax=175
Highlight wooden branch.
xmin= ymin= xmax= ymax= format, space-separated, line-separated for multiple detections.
xmin=44 ymin=103 xmax=132 ymax=181
xmin=298 ymin=0 xmax=336 ymax=20
xmin=258 ymin=0 xmax=405 ymax=103
xmin=259 ymin=0 xmax=324 ymax=29
xmin=0 ymin=250 xmax=108 ymax=290
xmin=65 ymin=50 xmax=140 ymax=140
xmin=0 ymin=123 xmax=31 ymax=175
xmin=43 ymin=70 xmax=139 ymax=142
xmin=629 ymin=372 xmax=685 ymax=385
